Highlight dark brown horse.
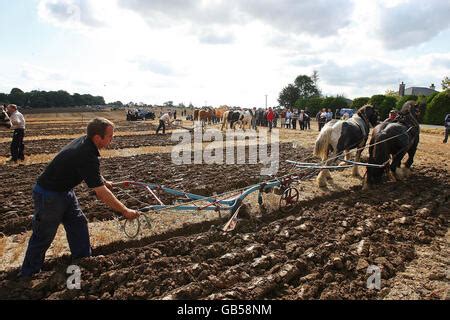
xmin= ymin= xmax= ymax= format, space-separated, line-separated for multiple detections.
xmin=364 ymin=101 xmax=420 ymax=188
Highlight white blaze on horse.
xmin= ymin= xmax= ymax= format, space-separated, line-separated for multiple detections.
xmin=313 ymin=104 xmax=378 ymax=187
xmin=0 ymin=106 xmax=11 ymax=128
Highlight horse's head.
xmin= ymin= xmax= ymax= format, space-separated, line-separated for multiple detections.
xmin=0 ymin=106 xmax=11 ymax=128
xmin=400 ymin=100 xmax=420 ymax=119
xmin=358 ymin=104 xmax=379 ymax=127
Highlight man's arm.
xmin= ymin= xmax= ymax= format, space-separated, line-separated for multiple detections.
xmin=101 ymin=176 xmax=113 ymax=190
xmin=94 ymin=185 xmax=139 ymax=219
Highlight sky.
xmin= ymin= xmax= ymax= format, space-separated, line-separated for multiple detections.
xmin=0 ymin=0 xmax=449 ymax=107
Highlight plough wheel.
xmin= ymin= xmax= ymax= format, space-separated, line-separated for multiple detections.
xmin=279 ymin=187 xmax=300 ymax=213
xmin=122 ymin=214 xmax=152 ymax=239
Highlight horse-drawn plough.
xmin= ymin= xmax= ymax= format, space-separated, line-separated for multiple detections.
xmin=114 ymin=157 xmax=385 ymax=239
xmin=116 ymin=101 xmax=420 ymax=239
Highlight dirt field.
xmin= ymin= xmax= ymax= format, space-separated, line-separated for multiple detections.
xmin=0 ymin=111 xmax=448 ymax=300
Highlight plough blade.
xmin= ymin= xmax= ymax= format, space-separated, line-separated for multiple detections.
xmin=222 ymin=205 xmax=242 ymax=232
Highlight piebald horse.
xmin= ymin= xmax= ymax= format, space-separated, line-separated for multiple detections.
xmin=364 ymin=101 xmax=420 ymax=189
xmin=314 ymin=104 xmax=378 ymax=187
xmin=0 ymin=106 xmax=11 ymax=128
xmin=221 ymin=109 xmax=254 ymax=130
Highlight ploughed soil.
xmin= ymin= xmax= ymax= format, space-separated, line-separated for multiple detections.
xmin=0 ymin=120 xmax=157 ymax=138
xmin=0 ymin=142 xmax=308 ymax=236
xmin=0 ymin=133 xmax=175 ymax=156
xmin=0 ymin=116 xmax=448 ymax=300
xmin=0 ymin=165 xmax=447 ymax=300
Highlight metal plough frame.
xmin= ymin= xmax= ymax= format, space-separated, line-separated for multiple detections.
xmin=116 ymin=156 xmax=385 ymax=238
xmin=116 ymin=176 xmax=300 ymax=238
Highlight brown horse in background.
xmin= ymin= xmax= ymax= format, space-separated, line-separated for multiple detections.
xmin=194 ymin=108 xmax=213 ymax=127
xmin=215 ymin=106 xmax=229 ymax=122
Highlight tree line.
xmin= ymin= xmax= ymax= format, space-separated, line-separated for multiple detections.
xmin=0 ymin=88 xmax=105 ymax=108
xmin=278 ymin=73 xmax=450 ymax=125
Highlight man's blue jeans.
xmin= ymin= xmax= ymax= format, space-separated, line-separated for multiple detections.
xmin=20 ymin=185 xmax=91 ymax=277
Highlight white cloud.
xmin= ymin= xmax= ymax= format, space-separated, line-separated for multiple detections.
xmin=132 ymin=58 xmax=176 ymax=76
xmin=197 ymin=29 xmax=235 ymax=45
xmin=118 ymin=0 xmax=354 ymax=38
xmin=377 ymin=0 xmax=450 ymax=50
xmin=38 ymin=0 xmax=105 ymax=29
xmin=15 ymin=0 xmax=450 ymax=105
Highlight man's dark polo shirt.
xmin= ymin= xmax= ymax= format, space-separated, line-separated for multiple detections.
xmin=37 ymin=136 xmax=104 ymax=192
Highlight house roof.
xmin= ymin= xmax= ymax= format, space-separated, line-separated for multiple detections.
xmin=404 ymin=87 xmax=438 ymax=96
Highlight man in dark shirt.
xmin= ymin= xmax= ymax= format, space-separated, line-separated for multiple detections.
xmin=20 ymin=118 xmax=139 ymax=277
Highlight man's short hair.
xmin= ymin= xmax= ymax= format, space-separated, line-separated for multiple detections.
xmin=7 ymin=104 xmax=17 ymax=110
xmin=87 ymin=117 xmax=114 ymax=139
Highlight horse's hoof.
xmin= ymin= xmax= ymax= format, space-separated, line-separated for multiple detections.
xmin=352 ymin=170 xmax=362 ymax=179
xmin=316 ymin=177 xmax=327 ymax=188
xmin=404 ymin=168 xmax=412 ymax=178
xmin=388 ymin=171 xmax=398 ymax=182
xmin=395 ymin=168 xmax=407 ymax=180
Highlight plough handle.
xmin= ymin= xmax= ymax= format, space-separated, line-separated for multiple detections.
xmin=113 ymin=181 xmax=147 ymax=188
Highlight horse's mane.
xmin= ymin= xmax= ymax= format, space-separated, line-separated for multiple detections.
xmin=356 ymin=104 xmax=373 ymax=115
xmin=397 ymin=100 xmax=419 ymax=128
xmin=399 ymin=100 xmax=417 ymax=115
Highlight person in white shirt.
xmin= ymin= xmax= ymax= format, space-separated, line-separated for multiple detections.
xmin=285 ymin=110 xmax=292 ymax=129
xmin=6 ymin=104 xmax=25 ymax=163
xmin=156 ymin=112 xmax=173 ymax=134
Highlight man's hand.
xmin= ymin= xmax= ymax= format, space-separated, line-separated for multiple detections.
xmin=123 ymin=209 xmax=140 ymax=220
xmin=94 ymin=185 xmax=139 ymax=220
xmin=103 ymin=180 xmax=114 ymax=191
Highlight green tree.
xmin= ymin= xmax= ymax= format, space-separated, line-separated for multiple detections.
xmin=294 ymin=75 xmax=320 ymax=99
xmin=55 ymin=90 xmax=74 ymax=107
xmin=94 ymin=96 xmax=105 ymax=105
xmin=278 ymin=84 xmax=300 ymax=108
xmin=305 ymin=97 xmax=323 ymax=116
xmin=164 ymin=101 xmax=174 ymax=107
xmin=385 ymin=89 xmax=399 ymax=97
xmin=396 ymin=95 xmax=418 ymax=110
xmin=0 ymin=92 xmax=10 ymax=104
xmin=320 ymin=96 xmax=349 ymax=114
xmin=109 ymin=101 xmax=123 ymax=106
xmin=424 ymin=90 xmax=450 ymax=125
xmin=379 ymin=96 xmax=397 ymax=120
xmin=369 ymin=95 xmax=385 ymax=109
xmin=441 ymin=76 xmax=449 ymax=90
xmin=28 ymin=90 xmax=48 ymax=108
xmin=9 ymin=88 xmax=26 ymax=106
xmin=426 ymin=91 xmax=439 ymax=104
xmin=351 ymin=97 xmax=370 ymax=109
xmin=311 ymin=70 xmax=321 ymax=96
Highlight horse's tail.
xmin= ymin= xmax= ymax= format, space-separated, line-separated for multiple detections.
xmin=314 ymin=125 xmax=333 ymax=160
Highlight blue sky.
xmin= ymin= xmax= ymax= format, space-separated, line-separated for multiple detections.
xmin=0 ymin=0 xmax=449 ymax=106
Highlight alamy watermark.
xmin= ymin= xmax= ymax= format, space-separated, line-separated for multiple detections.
xmin=171 ymin=127 xmax=280 ymax=176
xmin=67 ymin=265 xmax=81 ymax=290
xmin=366 ymin=265 xmax=381 ymax=290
